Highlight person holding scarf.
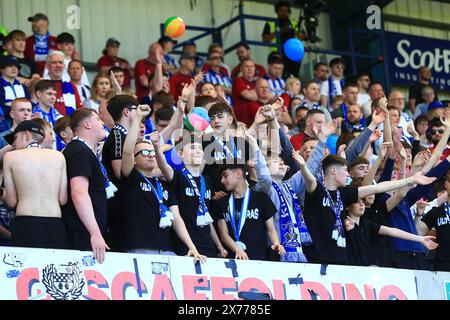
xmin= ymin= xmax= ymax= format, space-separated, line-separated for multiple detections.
xmin=25 ymin=13 xmax=57 ymax=76
xmin=301 ymin=154 xmax=437 ymax=265
xmin=320 ymin=58 xmax=345 ymax=109
xmin=152 ymin=130 xmax=228 ymax=258
xmin=341 ymin=104 xmax=366 ymax=134
xmin=120 ymin=104 xmax=206 ymax=262
xmin=212 ymin=162 xmax=285 ymax=260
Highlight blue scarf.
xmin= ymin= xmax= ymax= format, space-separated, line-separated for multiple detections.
xmin=317 ymin=169 xmax=346 ymax=247
xmin=328 ymin=76 xmax=344 ymax=107
xmin=214 ymin=135 xmax=238 ymax=159
xmin=34 ymin=33 xmax=50 ymax=62
xmin=72 ymin=137 xmax=118 ymax=199
xmin=139 ymin=173 xmax=174 ymax=229
xmin=345 ymin=116 xmax=366 ymax=132
xmin=272 ymin=181 xmax=310 ymax=263
xmin=228 ymin=187 xmax=251 ymax=250
xmin=61 ymin=81 xmax=77 ymax=115
xmin=181 ymin=167 xmax=213 ymax=227
xmin=301 ymin=100 xmax=320 ymax=110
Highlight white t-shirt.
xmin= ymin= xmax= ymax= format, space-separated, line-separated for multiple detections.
xmin=320 ymin=77 xmax=343 ymax=107
xmin=357 ymin=92 xmax=371 ymax=106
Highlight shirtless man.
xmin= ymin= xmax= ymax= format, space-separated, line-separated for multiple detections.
xmin=3 ymin=120 xmax=68 ymax=249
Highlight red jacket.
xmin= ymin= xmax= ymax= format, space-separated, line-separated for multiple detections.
xmin=169 ymin=72 xmax=194 ymax=103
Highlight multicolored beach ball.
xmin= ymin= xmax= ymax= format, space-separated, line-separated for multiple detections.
xmin=164 ymin=16 xmax=186 ymax=39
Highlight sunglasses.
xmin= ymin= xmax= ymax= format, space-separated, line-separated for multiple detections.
xmin=134 ymin=149 xmax=156 ymax=157
xmin=431 ymin=129 xmax=445 ymax=135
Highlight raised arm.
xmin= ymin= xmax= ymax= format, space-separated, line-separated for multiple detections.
xmin=249 ymin=134 xmax=273 ymax=195
xmin=362 ymin=142 xmax=391 ymax=186
xmin=292 ymin=151 xmax=317 ymax=193
xmin=150 ymin=131 xmax=174 ymax=182
xmin=151 ymin=45 xmax=164 ymax=95
xmin=122 ymin=105 xmax=151 ymax=177
xmin=422 ymin=111 xmax=450 ymax=173
xmin=413 ymin=201 xmax=432 ymax=236
xmin=160 ymin=97 xmax=186 ymax=143
xmin=379 ymin=225 xmax=437 ymax=250
xmin=358 ymin=171 xmax=437 ymax=199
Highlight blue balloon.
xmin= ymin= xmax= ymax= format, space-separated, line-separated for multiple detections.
xmin=283 ymin=38 xmax=304 ymax=62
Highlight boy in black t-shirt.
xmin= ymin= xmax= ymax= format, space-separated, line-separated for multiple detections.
xmin=152 ymin=130 xmax=228 ymax=258
xmin=344 ymin=199 xmax=437 ymax=267
xmin=301 ymin=154 xmax=437 ymax=265
xmin=415 ymin=169 xmax=450 ymax=271
xmin=120 ymin=104 xmax=206 ymax=262
xmin=211 ymin=163 xmax=285 ymax=261
xmin=62 ymin=109 xmax=110 ymax=263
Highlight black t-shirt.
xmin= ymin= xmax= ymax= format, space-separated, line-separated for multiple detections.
xmin=202 ymin=134 xmax=252 ymax=193
xmin=408 ymin=82 xmax=439 ymax=106
xmin=121 ymin=168 xmax=178 ymax=252
xmin=422 ymin=205 xmax=450 ymax=263
xmin=345 ymin=217 xmax=381 ymax=266
xmin=303 ymin=183 xmax=359 ymax=265
xmin=211 ymin=190 xmax=276 ymax=261
xmin=364 ymin=198 xmax=396 ymax=267
xmin=16 ymin=56 xmax=38 ymax=79
xmin=101 ymin=126 xmax=126 ymax=188
xmin=171 ymin=169 xmax=216 ymax=257
xmin=62 ymin=140 xmax=107 ymax=234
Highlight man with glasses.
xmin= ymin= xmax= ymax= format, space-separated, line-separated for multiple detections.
xmin=312 ymin=62 xmax=328 ymax=86
xmin=429 ymin=118 xmax=450 ymax=160
xmin=320 ymin=57 xmax=346 ymax=109
xmin=101 ymin=95 xmax=139 ymax=252
xmin=356 ymin=72 xmax=371 ymax=106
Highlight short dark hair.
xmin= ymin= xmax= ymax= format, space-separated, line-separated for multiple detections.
xmin=109 ymin=66 xmax=124 ymax=74
xmin=357 ymin=72 xmax=371 ymax=80
xmin=305 ymin=108 xmax=325 ymax=120
xmin=329 ymin=57 xmax=345 ymax=68
xmin=268 ymin=55 xmax=284 ymax=66
xmin=303 ymin=80 xmax=320 ymax=91
xmin=343 ymin=82 xmax=358 ymax=91
xmin=68 ymin=59 xmax=82 ymax=69
xmin=414 ymin=115 xmax=428 ymax=127
xmin=70 ymin=108 xmax=98 ymax=133
xmin=174 ymin=132 xmax=203 ymax=152
xmin=218 ymin=163 xmax=247 ymax=177
xmin=236 ymin=42 xmax=250 ymax=50
xmin=430 ymin=117 xmax=444 ymax=129
xmin=196 ymin=95 xmax=216 ymax=108
xmin=107 ymin=95 xmax=139 ymax=122
xmin=436 ymin=178 xmax=446 ymax=196
xmin=313 ymin=62 xmax=327 ymax=71
xmin=152 ymin=91 xmax=174 ymax=109
xmin=368 ymin=81 xmax=384 ymax=91
xmin=275 ymin=1 xmax=291 ymax=13
xmin=35 ymin=80 xmax=56 ymax=93
xmin=208 ymin=102 xmax=233 ymax=117
xmin=57 ymin=32 xmax=75 ymax=44
xmin=322 ymin=155 xmax=348 ymax=175
xmin=5 ymin=29 xmax=26 ymax=42
xmin=349 ymin=156 xmax=370 ymax=169
xmin=155 ymin=107 xmax=174 ymax=123
xmin=30 ymin=117 xmax=51 ymax=130
xmin=54 ymin=116 xmax=71 ymax=139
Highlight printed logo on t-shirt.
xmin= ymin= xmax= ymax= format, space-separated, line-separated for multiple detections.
xmin=140 ymin=183 xmax=169 ymax=200
xmin=437 ymin=216 xmax=450 ymax=227
xmin=184 ymin=187 xmax=212 ymax=200
xmin=322 ymin=197 xmax=344 ymax=211
xmin=224 ymin=209 xmax=259 ymax=221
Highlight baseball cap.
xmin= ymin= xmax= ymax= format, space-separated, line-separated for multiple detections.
xmin=183 ymin=40 xmax=196 ymax=47
xmin=4 ymin=120 xmax=45 ymax=145
xmin=428 ymin=100 xmax=446 ymax=111
xmin=179 ymin=52 xmax=199 ymax=63
xmin=158 ymin=36 xmax=178 ymax=46
xmin=106 ymin=37 xmax=120 ymax=48
xmin=28 ymin=13 xmax=49 ymax=23
xmin=0 ymin=55 xmax=21 ymax=70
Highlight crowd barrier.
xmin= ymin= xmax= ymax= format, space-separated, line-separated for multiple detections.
xmin=1 ymin=247 xmax=448 ymax=300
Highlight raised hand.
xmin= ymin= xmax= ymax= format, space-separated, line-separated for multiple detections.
xmin=420 ymin=236 xmax=438 ymax=250
xmin=380 ymin=142 xmax=392 ymax=159
xmin=181 ymin=79 xmax=195 ymax=101
xmin=412 ymin=171 xmax=437 ymax=186
xmin=136 ymin=104 xmax=151 ymax=119
xmin=370 ymin=129 xmax=382 ymax=143
xmin=407 ymin=121 xmax=419 ymax=139
xmin=32 ymin=112 xmax=43 ymax=119
xmin=194 ymin=71 xmax=206 ymax=85
xmin=271 ymin=96 xmax=284 ymax=112
xmin=110 ymin=70 xmax=122 ymax=95
xmin=415 ymin=199 xmax=429 ymax=218
xmin=149 ymin=131 xmax=160 ymax=146
xmin=412 ymin=150 xmax=431 ymax=168
xmin=378 ymin=97 xmax=389 ymax=113
xmin=337 ymin=144 xmax=347 ymax=159
xmin=292 ymin=150 xmax=306 ymax=166
xmin=155 ymin=44 xmax=164 ymax=64
xmin=440 ymin=110 xmax=450 ymax=128
xmin=399 ymin=145 xmax=407 ymax=160
xmin=371 ymin=107 xmax=387 ymax=125
xmin=318 ymin=120 xmax=337 ymax=141
xmin=344 ymin=217 xmax=355 ymax=231
xmin=254 ymin=107 xmax=268 ymax=125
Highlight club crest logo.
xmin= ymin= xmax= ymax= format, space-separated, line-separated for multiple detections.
xmin=42 ymin=262 xmax=85 ymax=300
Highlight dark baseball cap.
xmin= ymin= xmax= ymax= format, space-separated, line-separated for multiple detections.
xmin=0 ymin=55 xmax=21 ymax=70
xmin=28 ymin=13 xmax=49 ymax=22
xmin=4 ymin=120 xmax=45 ymax=145
xmin=158 ymin=36 xmax=178 ymax=45
xmin=106 ymin=37 xmax=120 ymax=47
